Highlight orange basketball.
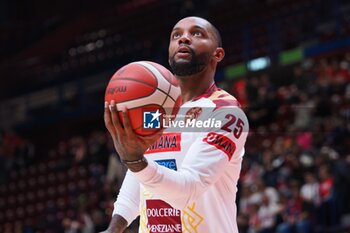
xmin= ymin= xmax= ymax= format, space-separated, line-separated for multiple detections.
xmin=105 ymin=61 xmax=181 ymax=136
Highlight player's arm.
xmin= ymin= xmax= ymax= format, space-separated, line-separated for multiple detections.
xmin=101 ymin=170 xmax=140 ymax=233
xmin=132 ymin=107 xmax=249 ymax=209
xmin=101 ymin=214 xmax=128 ymax=233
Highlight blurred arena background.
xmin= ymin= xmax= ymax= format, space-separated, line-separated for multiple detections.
xmin=0 ymin=0 xmax=349 ymax=232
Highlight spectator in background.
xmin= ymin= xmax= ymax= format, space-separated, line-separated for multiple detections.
xmin=293 ymin=93 xmax=315 ymax=131
xmin=248 ymin=85 xmax=279 ymax=127
xmin=239 ymin=184 xmax=253 ymax=215
xmin=247 ymin=76 xmax=260 ymax=103
xmin=319 ymin=165 xmax=334 ymax=201
xmin=300 ymin=172 xmax=319 ymax=223
xmin=257 ymin=194 xmax=281 ymax=233
xmin=239 ymin=178 xmax=281 ymax=233
xmin=300 ymin=172 xmax=319 ymax=206
xmin=105 ymin=152 xmax=127 ymax=185
xmin=237 ymin=184 xmax=253 ymax=233
xmin=277 ymin=181 xmax=311 ymax=233
xmin=317 ymin=164 xmax=335 ymax=226
xmin=333 ymin=154 xmax=350 ymax=226
xmin=292 ymin=66 xmax=310 ymax=92
xmin=248 ymin=203 xmax=261 ymax=233
xmin=0 ymin=128 xmax=36 ymax=182
xmin=261 ymin=150 xmax=279 ymax=187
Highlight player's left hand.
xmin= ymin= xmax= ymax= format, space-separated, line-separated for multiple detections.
xmin=104 ymin=100 xmax=163 ymax=170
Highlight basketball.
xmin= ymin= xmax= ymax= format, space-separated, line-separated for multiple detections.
xmin=105 ymin=61 xmax=181 ymax=136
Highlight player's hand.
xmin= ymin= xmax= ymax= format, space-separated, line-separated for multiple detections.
xmin=104 ymin=100 xmax=163 ymax=170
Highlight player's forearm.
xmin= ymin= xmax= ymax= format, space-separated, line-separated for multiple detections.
xmin=112 ymin=170 xmax=140 ymax=224
xmin=132 ymin=158 xmax=227 ymax=209
xmin=103 ymin=214 xmax=128 ymax=233
xmin=123 ymin=156 xmax=148 ymax=172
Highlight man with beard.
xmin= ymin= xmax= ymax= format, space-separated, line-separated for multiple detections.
xmin=102 ymin=17 xmax=249 ymax=233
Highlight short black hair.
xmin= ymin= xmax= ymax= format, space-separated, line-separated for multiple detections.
xmin=175 ymin=16 xmax=223 ymax=47
xmin=210 ymin=23 xmax=222 ymax=47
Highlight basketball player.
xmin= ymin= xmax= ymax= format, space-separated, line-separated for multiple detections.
xmin=103 ymin=16 xmax=249 ymax=233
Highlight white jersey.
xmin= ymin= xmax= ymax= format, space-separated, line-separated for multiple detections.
xmin=113 ymin=84 xmax=249 ymax=233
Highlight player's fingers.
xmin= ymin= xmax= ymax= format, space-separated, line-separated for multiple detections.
xmin=104 ymin=101 xmax=116 ymax=134
xmin=104 ymin=102 xmax=122 ymax=145
xmin=110 ymin=100 xmax=123 ymax=133
xmin=120 ymin=107 xmax=135 ymax=138
xmin=141 ymin=128 xmax=164 ymax=145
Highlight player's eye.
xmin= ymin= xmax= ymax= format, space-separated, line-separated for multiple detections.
xmin=172 ymin=32 xmax=181 ymax=39
xmin=193 ymin=31 xmax=202 ymax=37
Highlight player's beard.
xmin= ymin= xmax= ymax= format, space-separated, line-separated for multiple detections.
xmin=169 ymin=48 xmax=211 ymax=77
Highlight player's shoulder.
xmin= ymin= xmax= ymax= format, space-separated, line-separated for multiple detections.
xmin=191 ymin=83 xmax=246 ymax=120
xmin=207 ymin=88 xmax=240 ymax=109
xmin=206 ymin=88 xmax=248 ymax=127
xmin=193 ymin=83 xmax=239 ymax=108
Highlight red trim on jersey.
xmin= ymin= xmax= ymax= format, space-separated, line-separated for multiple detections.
xmin=213 ymin=99 xmax=241 ymax=110
xmin=192 ymin=83 xmax=219 ymax=101
xmin=217 ymin=93 xmax=230 ymax=98
xmin=203 ymin=132 xmax=236 ymax=160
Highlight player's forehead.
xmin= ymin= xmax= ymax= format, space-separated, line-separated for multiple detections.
xmin=172 ymin=17 xmax=212 ymax=32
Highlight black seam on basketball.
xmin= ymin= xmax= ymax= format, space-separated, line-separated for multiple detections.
xmin=109 ymin=79 xmax=177 ymax=104
xmin=134 ymin=63 xmax=159 ymax=90
xmin=161 ymin=87 xmax=176 ymax=103
xmin=134 ymin=63 xmax=177 ymax=102
xmin=124 ymin=103 xmax=164 ymax=111
xmin=166 ymin=86 xmax=177 ymax=102
xmin=108 ymin=79 xmax=155 ymax=103
xmin=160 ymin=79 xmax=172 ymax=106
xmin=113 ymin=78 xmax=176 ymax=103
xmin=112 ymin=95 xmax=154 ymax=103
xmin=113 ymin=77 xmax=156 ymax=94
xmin=116 ymin=77 xmax=172 ymax=99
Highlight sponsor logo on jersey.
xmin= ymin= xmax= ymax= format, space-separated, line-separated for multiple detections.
xmin=203 ymin=132 xmax=236 ymax=160
xmin=146 ymin=200 xmax=182 ymax=233
xmin=145 ymin=132 xmax=181 ymax=154
xmin=155 ymin=159 xmax=177 ymax=171
xmin=184 ymin=107 xmax=202 ymax=122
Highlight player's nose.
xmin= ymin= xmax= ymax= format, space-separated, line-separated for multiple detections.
xmin=178 ymin=33 xmax=191 ymax=45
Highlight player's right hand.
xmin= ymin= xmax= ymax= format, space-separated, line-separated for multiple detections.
xmin=104 ymin=100 xmax=163 ymax=171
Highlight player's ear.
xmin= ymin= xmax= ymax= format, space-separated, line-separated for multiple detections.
xmin=213 ymin=47 xmax=225 ymax=62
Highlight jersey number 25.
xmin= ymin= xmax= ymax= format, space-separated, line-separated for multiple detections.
xmin=221 ymin=114 xmax=244 ymax=139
